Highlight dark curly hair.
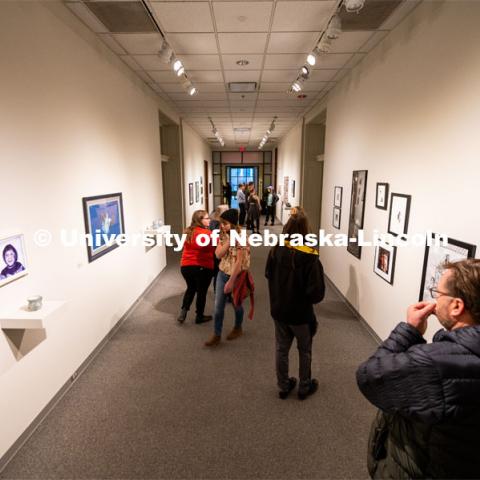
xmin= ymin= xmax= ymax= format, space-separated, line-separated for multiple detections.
xmin=3 ymin=244 xmax=18 ymax=263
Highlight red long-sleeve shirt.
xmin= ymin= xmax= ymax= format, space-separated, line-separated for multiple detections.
xmin=180 ymin=227 xmax=215 ymax=270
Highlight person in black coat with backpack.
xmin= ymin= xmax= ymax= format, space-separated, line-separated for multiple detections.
xmin=357 ymin=258 xmax=480 ymax=479
xmin=265 ymin=212 xmax=325 ymax=400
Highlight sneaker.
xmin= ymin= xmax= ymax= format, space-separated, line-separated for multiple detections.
xmin=226 ymin=327 xmax=243 ymax=341
xmin=204 ymin=335 xmax=221 ymax=347
xmin=177 ymin=308 xmax=188 ymax=324
xmin=298 ymin=379 xmax=319 ymax=400
xmin=279 ymin=377 xmax=297 ymax=400
xmin=195 ymin=315 xmax=213 ymax=324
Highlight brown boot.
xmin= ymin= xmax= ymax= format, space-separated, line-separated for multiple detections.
xmin=204 ymin=334 xmax=221 ymax=347
xmin=226 ymin=327 xmax=243 ymax=341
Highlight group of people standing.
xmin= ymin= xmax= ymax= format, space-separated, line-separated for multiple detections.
xmin=236 ymin=183 xmax=278 ymax=233
xmin=177 ymin=199 xmax=326 ymax=401
xmin=176 ymin=195 xmax=480 ymax=478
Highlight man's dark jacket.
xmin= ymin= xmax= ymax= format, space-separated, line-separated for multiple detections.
xmin=265 ymin=245 xmax=325 ymax=325
xmin=357 ymin=322 xmax=480 ymax=479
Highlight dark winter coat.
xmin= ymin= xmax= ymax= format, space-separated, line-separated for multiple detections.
xmin=265 ymin=245 xmax=325 ymax=325
xmin=357 ymin=321 xmax=480 ymax=479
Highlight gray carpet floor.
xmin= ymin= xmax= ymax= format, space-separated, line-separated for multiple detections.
xmin=1 ymin=227 xmax=377 ymax=479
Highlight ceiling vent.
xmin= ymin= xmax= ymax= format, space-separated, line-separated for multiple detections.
xmin=340 ymin=0 xmax=402 ymax=31
xmin=85 ymin=1 xmax=157 ymax=33
xmin=228 ymin=82 xmax=257 ymax=93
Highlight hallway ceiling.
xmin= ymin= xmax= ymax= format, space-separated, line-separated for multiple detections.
xmin=65 ymin=0 xmax=421 ymax=149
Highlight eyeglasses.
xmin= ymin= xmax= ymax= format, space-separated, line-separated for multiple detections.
xmin=202 ymin=216 xmax=210 ymax=220
xmin=428 ymin=287 xmax=452 ymax=299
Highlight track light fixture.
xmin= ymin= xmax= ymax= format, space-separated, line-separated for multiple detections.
xmin=300 ymin=65 xmax=310 ymax=78
xmin=344 ymin=0 xmax=365 ymax=14
xmin=258 ymin=116 xmax=277 ymax=149
xmin=173 ymin=59 xmax=183 ymax=72
xmin=326 ymin=14 xmax=342 ymax=40
xmin=158 ymin=39 xmax=173 ymax=64
xmin=307 ymin=47 xmax=320 ymax=66
xmin=209 ymin=117 xmax=224 ymax=147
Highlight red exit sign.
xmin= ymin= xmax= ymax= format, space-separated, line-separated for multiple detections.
xmin=239 ymin=146 xmax=246 ymax=152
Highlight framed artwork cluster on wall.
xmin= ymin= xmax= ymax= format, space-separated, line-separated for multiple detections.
xmin=347 ymin=170 xmax=368 ymax=259
xmin=0 ymin=233 xmax=28 ymax=287
xmin=332 ymin=186 xmax=342 ymax=229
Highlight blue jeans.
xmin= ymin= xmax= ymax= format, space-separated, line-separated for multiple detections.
xmin=214 ymin=271 xmax=244 ymax=336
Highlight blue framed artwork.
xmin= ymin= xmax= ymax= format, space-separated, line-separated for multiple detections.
xmin=82 ymin=193 xmax=125 ymax=263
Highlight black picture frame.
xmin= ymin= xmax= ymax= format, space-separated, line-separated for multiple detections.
xmin=188 ymin=183 xmax=193 ymax=206
xmin=82 ymin=192 xmax=125 ymax=263
xmin=373 ymin=241 xmax=397 ymax=285
xmin=388 ymin=193 xmax=411 ymax=236
xmin=195 ymin=181 xmax=199 ymax=203
xmin=209 ymin=182 xmax=212 ymax=194
xmin=332 ymin=206 xmax=341 ymax=229
xmin=347 ymin=170 xmax=368 ymax=259
xmin=419 ymin=233 xmax=476 ymax=301
xmin=334 ymin=186 xmax=343 ymax=208
xmin=375 ymin=183 xmax=389 ymax=210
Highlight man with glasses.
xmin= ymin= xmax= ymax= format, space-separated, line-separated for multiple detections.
xmin=356 ymin=258 xmax=480 ymax=479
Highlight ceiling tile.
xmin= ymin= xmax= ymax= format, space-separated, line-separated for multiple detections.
xmin=213 ymin=1 xmax=273 ymax=32
xmin=302 ymin=81 xmax=328 ymax=91
xmin=264 ymin=53 xmax=306 ymax=69
xmin=194 ymin=83 xmax=227 ymax=92
xmin=229 ymin=93 xmax=257 ymax=101
xmin=133 ymin=54 xmax=170 ymax=70
xmin=167 ymin=33 xmax=218 ymax=54
xmin=218 ymin=33 xmax=268 ymax=54
xmin=309 ymin=69 xmax=337 ymax=81
xmin=260 ymin=83 xmax=291 ymax=92
xmin=272 ymin=1 xmax=335 ymax=32
xmin=189 ymin=71 xmax=224 ymax=82
xmin=262 ymin=70 xmax=297 ymax=82
xmin=312 ymin=53 xmax=352 ymax=69
xmin=268 ymin=32 xmax=319 ymax=54
xmin=343 ymin=53 xmax=366 ymax=69
xmin=149 ymin=70 xmax=182 ymax=83
xmin=113 ymin=33 xmax=163 ymax=54
xmin=151 ymin=2 xmax=214 ymax=32
xmin=180 ymin=54 xmax=222 ymax=70
xmin=161 ymin=83 xmax=188 ymax=92
xmin=169 ymin=92 xmax=227 ymax=101
xmin=222 ymin=54 xmax=264 ymax=70
xmin=329 ymin=31 xmax=374 ymax=53
xmin=224 ymin=70 xmax=261 ymax=82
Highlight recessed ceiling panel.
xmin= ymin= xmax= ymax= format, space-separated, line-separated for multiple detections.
xmin=85 ymin=1 xmax=157 ymax=32
xmin=339 ymin=0 xmax=402 ymax=31
xmin=218 ymin=33 xmax=268 ymax=54
xmin=113 ymin=33 xmax=163 ymax=54
xmin=222 ymin=54 xmax=264 ymax=70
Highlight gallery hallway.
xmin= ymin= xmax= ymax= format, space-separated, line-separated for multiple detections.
xmin=1 ymin=231 xmax=378 ymax=479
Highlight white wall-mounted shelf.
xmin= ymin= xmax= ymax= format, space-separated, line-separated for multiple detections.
xmin=144 ymin=225 xmax=171 ymax=235
xmin=0 ymin=301 xmax=66 ymax=330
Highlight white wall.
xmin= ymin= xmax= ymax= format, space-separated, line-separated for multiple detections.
xmin=319 ymin=1 xmax=480 ymax=340
xmin=182 ymin=122 xmax=213 ymax=223
xmin=0 ymin=1 xmax=170 ymax=459
xmin=277 ymin=120 xmax=303 ymax=224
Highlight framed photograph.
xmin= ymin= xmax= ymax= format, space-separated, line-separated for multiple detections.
xmin=0 ymin=233 xmax=28 ymax=287
xmin=195 ymin=181 xmax=199 ymax=203
xmin=188 ymin=183 xmax=193 ymax=206
xmin=388 ymin=193 xmax=411 ymax=236
xmin=332 ymin=207 xmax=341 ymax=229
xmin=200 ymin=176 xmax=203 ymax=185
xmin=292 ymin=180 xmax=296 ymax=198
xmin=209 ymin=182 xmax=212 ymax=194
xmin=373 ymin=240 xmax=396 ymax=285
xmin=347 ymin=170 xmax=368 ymax=259
xmin=334 ymin=186 xmax=343 ymax=208
xmin=283 ymin=176 xmax=289 ymax=202
xmin=419 ymin=233 xmax=476 ymax=301
xmin=201 ymin=196 xmax=204 ymax=204
xmin=82 ymin=193 xmax=125 ymax=263
xmin=376 ymin=183 xmax=389 ymax=210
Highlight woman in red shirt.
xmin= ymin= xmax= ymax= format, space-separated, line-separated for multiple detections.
xmin=178 ymin=210 xmax=215 ymax=324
